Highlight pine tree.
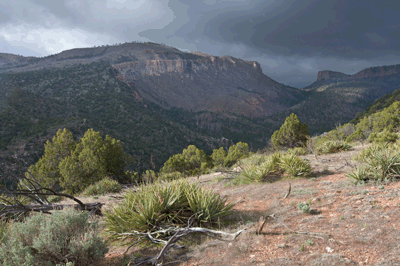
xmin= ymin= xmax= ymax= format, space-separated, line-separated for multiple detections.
xmin=25 ymin=128 xmax=126 ymax=194
xmin=26 ymin=128 xmax=76 ymax=190
xmin=271 ymin=113 xmax=309 ymax=150
xmin=224 ymin=142 xmax=249 ymax=167
xmin=211 ymin=147 xmax=227 ymax=167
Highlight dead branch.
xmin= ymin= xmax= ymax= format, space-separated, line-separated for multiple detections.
xmin=119 ymin=225 xmax=248 ymax=266
xmin=0 ymin=173 xmax=104 ymax=219
xmin=257 ymin=213 xmax=327 ymax=239
xmin=283 ymin=182 xmax=291 ymax=199
xmin=0 ymin=202 xmax=103 ymax=218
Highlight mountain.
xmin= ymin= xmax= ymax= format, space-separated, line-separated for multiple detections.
xmin=267 ymin=64 xmax=400 ymax=134
xmin=351 ymin=87 xmax=400 ymax=123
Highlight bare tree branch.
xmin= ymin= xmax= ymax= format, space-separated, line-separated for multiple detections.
xmin=118 ymin=225 xmax=248 ymax=266
xmin=0 ymin=173 xmax=104 ymax=219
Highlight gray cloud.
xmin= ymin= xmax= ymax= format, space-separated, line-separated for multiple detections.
xmin=1 ymin=0 xmax=400 ymax=87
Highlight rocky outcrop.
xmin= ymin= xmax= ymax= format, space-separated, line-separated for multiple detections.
xmin=317 ymin=70 xmax=350 ymax=81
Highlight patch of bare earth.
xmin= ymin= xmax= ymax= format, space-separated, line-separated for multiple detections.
xmin=74 ymin=144 xmax=400 ymax=265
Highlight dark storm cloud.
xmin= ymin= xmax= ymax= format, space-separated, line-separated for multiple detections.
xmin=200 ymin=0 xmax=400 ymax=59
xmin=1 ymin=0 xmax=400 ymax=87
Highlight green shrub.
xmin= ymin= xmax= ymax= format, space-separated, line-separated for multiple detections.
xmin=0 ymin=219 xmax=9 ymax=243
xmin=104 ymin=180 xmax=233 ymax=245
xmin=0 ymin=208 xmax=108 ymax=266
xmin=211 ymin=147 xmax=227 ymax=168
xmin=157 ymin=171 xmax=186 ymax=181
xmin=271 ymin=113 xmax=309 ymax=149
xmin=298 ymin=202 xmax=311 ymax=213
xmin=81 ymin=177 xmax=122 ymax=196
xmin=279 ymin=154 xmax=312 ymax=177
xmin=48 ymin=195 xmax=64 ymax=203
xmin=316 ymin=140 xmax=352 ymax=155
xmin=25 ymin=128 xmax=127 ymax=195
xmin=161 ymin=145 xmax=210 ymax=176
xmin=224 ymin=142 xmax=250 ymax=167
xmin=367 ymin=130 xmax=399 ymax=144
xmin=141 ymin=170 xmax=158 ymax=183
xmin=348 ymin=144 xmax=400 ymax=182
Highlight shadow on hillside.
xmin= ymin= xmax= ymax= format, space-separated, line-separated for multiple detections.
xmin=309 ymin=169 xmax=335 ymax=178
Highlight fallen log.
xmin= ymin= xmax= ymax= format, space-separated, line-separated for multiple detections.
xmin=0 ymin=202 xmax=104 ymax=218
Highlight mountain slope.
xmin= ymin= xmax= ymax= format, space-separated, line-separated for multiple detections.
xmin=0 ymin=62 xmax=226 ymax=181
xmin=268 ymin=65 xmax=400 ymax=134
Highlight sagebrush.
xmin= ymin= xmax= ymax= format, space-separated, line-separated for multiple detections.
xmin=0 ymin=208 xmax=108 ymax=266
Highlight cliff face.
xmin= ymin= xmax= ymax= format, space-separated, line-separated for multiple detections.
xmin=112 ymin=51 xmax=302 ymax=117
xmin=317 ymin=70 xmax=351 ymax=81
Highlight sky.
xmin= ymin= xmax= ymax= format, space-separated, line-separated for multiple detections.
xmin=1 ymin=0 xmax=400 ymax=88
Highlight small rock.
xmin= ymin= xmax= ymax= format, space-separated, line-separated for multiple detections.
xmin=250 ymin=254 xmax=256 ymax=258
xmin=277 ymin=243 xmax=288 ymax=248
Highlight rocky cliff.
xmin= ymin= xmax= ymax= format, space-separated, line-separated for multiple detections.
xmin=317 ymin=70 xmax=351 ymax=81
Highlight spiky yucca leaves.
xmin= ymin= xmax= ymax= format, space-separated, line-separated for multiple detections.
xmin=347 ymin=166 xmax=369 ymax=181
xmin=185 ymin=185 xmax=235 ymax=223
xmin=104 ymin=180 xmax=233 ymax=245
xmin=348 ymin=144 xmax=400 ymax=182
xmin=316 ymin=140 xmax=352 ymax=155
xmin=238 ymin=152 xmax=311 ymax=183
xmin=279 ymin=154 xmax=312 ymax=177
xmin=240 ymin=153 xmax=282 ymax=183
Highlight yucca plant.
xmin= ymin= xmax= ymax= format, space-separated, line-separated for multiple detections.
xmin=349 ymin=144 xmax=400 ymax=182
xmin=240 ymin=153 xmax=282 ymax=183
xmin=363 ymin=145 xmax=400 ymax=180
xmin=279 ymin=154 xmax=312 ymax=177
xmin=185 ymin=184 xmax=234 ymax=224
xmin=104 ymin=180 xmax=233 ymax=245
xmin=347 ymin=166 xmax=369 ymax=181
xmin=316 ymin=141 xmax=352 ymax=155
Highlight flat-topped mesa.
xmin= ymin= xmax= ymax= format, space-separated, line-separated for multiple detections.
xmin=317 ymin=70 xmax=350 ymax=81
xmin=113 ymin=53 xmax=263 ymax=77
